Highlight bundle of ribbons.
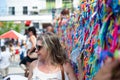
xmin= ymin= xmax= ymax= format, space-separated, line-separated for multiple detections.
xmin=53 ymin=0 xmax=120 ymax=79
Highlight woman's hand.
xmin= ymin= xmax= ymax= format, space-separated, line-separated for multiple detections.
xmin=93 ymin=60 xmax=120 ymax=80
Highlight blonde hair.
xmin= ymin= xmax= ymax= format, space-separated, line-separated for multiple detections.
xmin=37 ymin=32 xmax=68 ymax=65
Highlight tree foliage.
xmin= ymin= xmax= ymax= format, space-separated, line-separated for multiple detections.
xmin=0 ymin=21 xmax=23 ymax=35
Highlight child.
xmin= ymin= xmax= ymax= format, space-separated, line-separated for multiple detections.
xmin=0 ymin=46 xmax=12 ymax=78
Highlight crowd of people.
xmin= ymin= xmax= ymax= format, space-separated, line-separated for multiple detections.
xmin=0 ymin=26 xmax=78 ymax=80
xmin=1 ymin=25 xmax=120 ymax=80
xmin=0 ymin=0 xmax=120 ymax=80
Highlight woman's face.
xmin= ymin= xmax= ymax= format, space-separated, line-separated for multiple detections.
xmin=36 ymin=40 xmax=48 ymax=60
xmin=28 ymin=31 xmax=32 ymax=36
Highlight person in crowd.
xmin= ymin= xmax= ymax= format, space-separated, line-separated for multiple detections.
xmin=0 ymin=46 xmax=12 ymax=78
xmin=14 ymin=41 xmax=21 ymax=62
xmin=28 ymin=32 xmax=77 ymax=80
xmin=9 ymin=43 xmax=15 ymax=62
xmin=46 ymin=25 xmax=54 ymax=33
xmin=20 ymin=41 xmax=27 ymax=61
xmin=27 ymin=26 xmax=37 ymax=59
xmin=53 ymin=8 xmax=70 ymax=27
xmin=19 ymin=26 xmax=37 ymax=77
xmin=60 ymin=8 xmax=70 ymax=17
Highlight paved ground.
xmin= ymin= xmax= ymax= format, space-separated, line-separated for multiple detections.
xmin=0 ymin=61 xmax=25 ymax=80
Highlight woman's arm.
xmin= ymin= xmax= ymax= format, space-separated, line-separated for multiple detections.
xmin=77 ymin=52 xmax=84 ymax=80
xmin=64 ymin=62 xmax=77 ymax=80
xmin=93 ymin=60 xmax=120 ymax=80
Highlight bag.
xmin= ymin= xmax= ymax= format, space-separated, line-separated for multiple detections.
xmin=15 ymin=49 xmax=20 ymax=54
xmin=28 ymin=48 xmax=38 ymax=59
xmin=28 ymin=52 xmax=38 ymax=59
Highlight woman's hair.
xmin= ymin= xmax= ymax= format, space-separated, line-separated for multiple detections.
xmin=28 ymin=27 xmax=37 ymax=37
xmin=37 ymin=32 xmax=68 ymax=65
xmin=61 ymin=8 xmax=69 ymax=16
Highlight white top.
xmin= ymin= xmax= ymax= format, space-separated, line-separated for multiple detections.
xmin=26 ymin=36 xmax=36 ymax=50
xmin=0 ymin=51 xmax=12 ymax=69
xmin=26 ymin=38 xmax=32 ymax=50
xmin=32 ymin=62 xmax=69 ymax=80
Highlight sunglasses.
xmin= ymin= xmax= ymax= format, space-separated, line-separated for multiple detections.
xmin=36 ymin=45 xmax=43 ymax=51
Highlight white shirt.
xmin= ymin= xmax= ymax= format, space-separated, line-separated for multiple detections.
xmin=32 ymin=61 xmax=69 ymax=80
xmin=26 ymin=38 xmax=32 ymax=50
xmin=26 ymin=36 xmax=36 ymax=50
xmin=0 ymin=51 xmax=12 ymax=69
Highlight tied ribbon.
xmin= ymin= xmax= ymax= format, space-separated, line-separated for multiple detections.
xmin=110 ymin=23 xmax=119 ymax=53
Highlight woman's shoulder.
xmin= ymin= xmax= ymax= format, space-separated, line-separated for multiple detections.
xmin=63 ymin=61 xmax=71 ymax=68
xmin=63 ymin=61 xmax=71 ymax=71
xmin=30 ymin=35 xmax=36 ymax=39
xmin=63 ymin=61 xmax=77 ymax=80
xmin=30 ymin=35 xmax=36 ymax=41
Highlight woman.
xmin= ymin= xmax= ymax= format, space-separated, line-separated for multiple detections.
xmin=27 ymin=27 xmax=37 ymax=58
xmin=19 ymin=27 xmax=37 ymax=77
xmin=9 ymin=43 xmax=15 ymax=62
xmin=28 ymin=32 xmax=77 ymax=80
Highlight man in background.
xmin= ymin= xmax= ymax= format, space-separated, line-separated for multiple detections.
xmin=0 ymin=46 xmax=12 ymax=78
